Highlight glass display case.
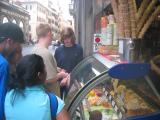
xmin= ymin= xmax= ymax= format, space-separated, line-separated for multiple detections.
xmin=65 ymin=53 xmax=160 ymax=120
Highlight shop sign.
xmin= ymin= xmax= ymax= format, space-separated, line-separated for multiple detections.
xmin=93 ymin=33 xmax=102 ymax=52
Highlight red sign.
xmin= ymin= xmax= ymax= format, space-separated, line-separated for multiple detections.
xmin=95 ymin=37 xmax=101 ymax=43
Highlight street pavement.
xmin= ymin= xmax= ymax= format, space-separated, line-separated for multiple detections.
xmin=22 ymin=44 xmax=55 ymax=56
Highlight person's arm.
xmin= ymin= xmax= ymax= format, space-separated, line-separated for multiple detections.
xmin=45 ymin=71 xmax=68 ymax=84
xmin=60 ymin=74 xmax=70 ymax=87
xmin=55 ymin=96 xmax=70 ymax=120
xmin=43 ymin=51 xmax=68 ymax=84
xmin=45 ymin=76 xmax=58 ymax=84
xmin=57 ymin=108 xmax=70 ymax=120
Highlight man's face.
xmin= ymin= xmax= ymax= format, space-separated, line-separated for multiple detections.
xmin=10 ymin=43 xmax=22 ymax=64
xmin=2 ymin=39 xmax=22 ymax=62
xmin=8 ymin=43 xmax=22 ymax=73
xmin=64 ymin=37 xmax=73 ymax=47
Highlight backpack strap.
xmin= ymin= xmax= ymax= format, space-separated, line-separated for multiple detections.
xmin=47 ymin=92 xmax=58 ymax=120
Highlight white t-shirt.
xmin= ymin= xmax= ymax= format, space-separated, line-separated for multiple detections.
xmin=32 ymin=45 xmax=60 ymax=96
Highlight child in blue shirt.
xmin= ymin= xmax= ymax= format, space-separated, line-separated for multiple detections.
xmin=5 ymin=54 xmax=70 ymax=120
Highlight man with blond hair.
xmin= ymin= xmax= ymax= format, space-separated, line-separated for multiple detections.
xmin=32 ymin=23 xmax=68 ymax=97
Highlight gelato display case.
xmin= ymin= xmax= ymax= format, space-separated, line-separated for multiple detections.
xmin=65 ymin=53 xmax=160 ymax=120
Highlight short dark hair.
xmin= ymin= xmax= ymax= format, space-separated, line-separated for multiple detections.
xmin=8 ymin=54 xmax=45 ymax=91
xmin=0 ymin=22 xmax=24 ymax=43
xmin=60 ymin=27 xmax=76 ymax=44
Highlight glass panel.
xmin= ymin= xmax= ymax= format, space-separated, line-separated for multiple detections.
xmin=69 ymin=74 xmax=121 ymax=120
xmin=3 ymin=17 xmax=8 ymax=23
xmin=66 ymin=56 xmax=160 ymax=119
xmin=12 ymin=19 xmax=16 ymax=24
xmin=71 ymin=57 xmax=107 ymax=84
xmin=80 ymin=87 xmax=119 ymax=120
xmin=19 ymin=21 xmax=23 ymax=29
xmin=68 ymin=73 xmax=160 ymax=119
xmin=66 ymin=56 xmax=107 ymax=105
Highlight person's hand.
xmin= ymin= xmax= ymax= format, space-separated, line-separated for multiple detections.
xmin=57 ymin=67 xmax=61 ymax=72
xmin=57 ymin=67 xmax=66 ymax=73
xmin=60 ymin=74 xmax=70 ymax=87
xmin=58 ymin=71 xmax=68 ymax=79
xmin=60 ymin=77 xmax=68 ymax=87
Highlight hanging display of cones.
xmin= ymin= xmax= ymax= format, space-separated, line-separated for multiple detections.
xmin=138 ymin=6 xmax=160 ymax=38
xmin=118 ymin=3 xmax=125 ymax=38
xmin=136 ymin=0 xmax=150 ymax=21
xmin=111 ymin=0 xmax=160 ymax=39
xmin=111 ymin=0 xmax=125 ymax=39
xmin=111 ymin=0 xmax=119 ymax=22
xmin=121 ymin=0 xmax=131 ymax=38
xmin=128 ymin=0 xmax=137 ymax=38
xmin=137 ymin=0 xmax=158 ymax=35
xmin=150 ymin=55 xmax=160 ymax=75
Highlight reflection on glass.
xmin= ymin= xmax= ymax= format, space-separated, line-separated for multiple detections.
xmin=19 ymin=21 xmax=23 ymax=29
xmin=66 ymin=55 xmax=160 ymax=119
xmin=12 ymin=19 xmax=16 ymax=24
xmin=71 ymin=57 xmax=106 ymax=84
xmin=66 ymin=57 xmax=107 ymax=106
xmin=69 ymin=72 xmax=160 ymax=120
xmin=3 ymin=17 xmax=9 ymax=23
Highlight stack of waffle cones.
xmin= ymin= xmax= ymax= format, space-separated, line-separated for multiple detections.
xmin=111 ymin=0 xmax=160 ymax=39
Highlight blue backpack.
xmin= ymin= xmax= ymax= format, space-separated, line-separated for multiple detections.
xmin=47 ymin=92 xmax=58 ymax=120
